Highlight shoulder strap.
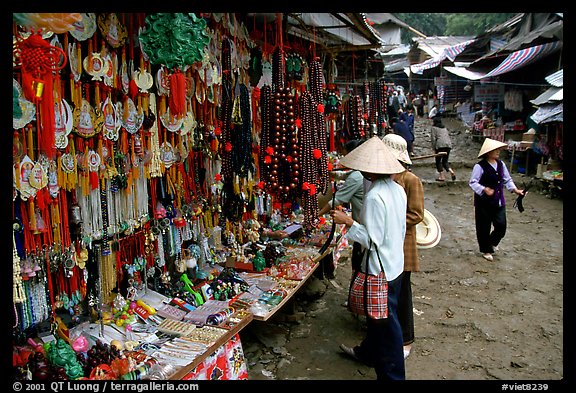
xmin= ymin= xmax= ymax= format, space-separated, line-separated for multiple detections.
xmin=367 ymin=240 xmax=387 ymax=279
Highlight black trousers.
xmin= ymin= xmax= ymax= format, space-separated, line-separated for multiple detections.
xmin=397 ymin=271 xmax=414 ymax=345
xmin=354 ymin=274 xmax=405 ymax=380
xmin=435 ymin=147 xmax=452 ymax=172
xmin=474 ymin=204 xmax=507 ymax=254
xmin=351 ymin=241 xmax=363 ymax=272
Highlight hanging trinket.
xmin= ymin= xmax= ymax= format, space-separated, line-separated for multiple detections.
xmin=134 ymin=60 xmax=154 ymax=93
xmin=67 ymin=41 xmax=81 ymax=82
xmin=18 ymin=155 xmax=36 ymax=200
xmin=73 ymin=98 xmax=102 ymax=138
xmin=87 ymin=150 xmax=101 ymax=172
xmin=97 ymin=13 xmax=128 ymax=49
xmin=102 ymin=52 xmax=116 ymax=88
xmin=120 ymin=48 xmax=131 ymax=95
xmin=54 ymin=93 xmax=73 ymax=149
xmin=101 ymin=96 xmax=121 ymax=141
xmin=285 ymin=52 xmax=306 ymax=81
xmin=84 ymin=52 xmax=109 ymax=81
xmin=156 ymin=66 xmax=170 ymax=96
xmin=47 ymin=160 xmax=59 ymax=198
xmin=120 ymin=97 xmax=144 ymax=134
xmin=69 ymin=13 xmax=97 ymax=41
xmin=13 ymin=78 xmax=36 ymax=130
xmin=160 ymin=142 xmax=177 ymax=168
xmin=160 ymin=108 xmax=184 ymax=133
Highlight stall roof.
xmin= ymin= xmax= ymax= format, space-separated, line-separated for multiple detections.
xmin=530 ymin=87 xmax=563 ymax=106
xmin=444 ymin=40 xmax=562 ymax=81
xmin=472 ymin=13 xmax=563 ymax=63
xmin=530 ymin=102 xmax=563 ymax=124
xmin=545 ymin=68 xmax=563 ymax=87
xmin=282 ymin=13 xmax=424 ymax=54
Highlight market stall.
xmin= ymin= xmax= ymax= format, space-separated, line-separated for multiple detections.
xmin=12 ymin=12 xmax=364 ymax=381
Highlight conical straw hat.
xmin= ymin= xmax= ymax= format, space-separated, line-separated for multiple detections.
xmin=382 ymin=133 xmax=412 ymax=165
xmin=339 ymin=136 xmax=405 ymax=174
xmin=477 ymin=138 xmax=508 ymax=158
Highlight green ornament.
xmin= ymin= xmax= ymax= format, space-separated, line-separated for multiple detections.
xmin=253 ymin=251 xmax=266 ymax=272
xmin=139 ymin=13 xmax=210 ymax=69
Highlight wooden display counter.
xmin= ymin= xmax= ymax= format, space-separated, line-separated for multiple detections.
xmin=169 ymin=313 xmax=253 ymax=380
xmin=251 ymin=248 xmax=326 ymax=322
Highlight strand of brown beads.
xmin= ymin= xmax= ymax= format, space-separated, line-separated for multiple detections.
xmin=259 ymin=84 xmax=273 ymax=188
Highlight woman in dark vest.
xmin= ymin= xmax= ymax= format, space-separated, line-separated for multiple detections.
xmin=469 ymin=138 xmax=525 ymax=261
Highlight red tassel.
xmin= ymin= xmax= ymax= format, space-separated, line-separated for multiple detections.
xmin=168 ymin=70 xmax=187 ymax=118
xmin=129 ymin=79 xmax=139 ymax=101
xmin=89 ymin=171 xmax=99 ymax=190
xmin=39 ymin=73 xmax=56 ymax=159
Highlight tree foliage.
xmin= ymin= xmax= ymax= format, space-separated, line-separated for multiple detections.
xmin=445 ymin=13 xmax=516 ymax=35
xmin=393 ymin=13 xmax=517 ymax=42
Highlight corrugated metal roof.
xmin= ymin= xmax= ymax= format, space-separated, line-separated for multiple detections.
xmin=530 ymin=87 xmax=563 ymax=105
xmin=545 ymin=69 xmax=563 ymax=87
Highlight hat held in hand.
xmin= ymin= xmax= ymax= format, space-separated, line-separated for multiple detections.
xmin=416 ymin=209 xmax=441 ymax=249
xmin=339 ymin=136 xmax=405 ymax=174
xmin=478 ymin=138 xmax=507 ymax=158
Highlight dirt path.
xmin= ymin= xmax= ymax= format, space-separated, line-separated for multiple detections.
xmin=239 ymin=115 xmax=564 ymax=382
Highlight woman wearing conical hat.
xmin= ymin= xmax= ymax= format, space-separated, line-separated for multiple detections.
xmin=330 ymin=136 xmax=407 ymax=380
xmin=469 ymin=138 xmax=525 ymax=262
xmin=381 ymin=133 xmax=424 ymax=361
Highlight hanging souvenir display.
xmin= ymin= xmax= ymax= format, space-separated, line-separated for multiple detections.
xmin=155 ymin=66 xmax=170 ymax=96
xmin=10 ymin=12 xmax=355 ymax=381
xmin=67 ymin=41 xmax=81 ymax=82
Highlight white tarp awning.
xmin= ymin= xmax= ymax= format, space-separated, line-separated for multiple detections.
xmin=410 ymin=39 xmax=476 ymax=75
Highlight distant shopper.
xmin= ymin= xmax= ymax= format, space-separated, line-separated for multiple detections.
xmin=430 ymin=116 xmax=456 ymax=181
xmin=469 ymin=138 xmax=525 ymax=262
xmin=415 ymin=94 xmax=425 ymax=117
xmin=389 ymin=117 xmax=414 ymax=157
xmin=428 ymin=103 xmax=438 ymax=119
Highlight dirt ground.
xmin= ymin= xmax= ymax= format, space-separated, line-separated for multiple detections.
xmin=238 ymin=115 xmax=564 ymax=383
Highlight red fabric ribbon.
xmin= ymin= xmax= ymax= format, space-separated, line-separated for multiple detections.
xmin=168 ymin=70 xmax=187 ymax=118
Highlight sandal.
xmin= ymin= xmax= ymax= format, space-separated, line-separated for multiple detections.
xmin=451 ymin=173 xmax=456 ymax=181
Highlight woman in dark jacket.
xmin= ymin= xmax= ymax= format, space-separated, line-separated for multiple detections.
xmin=468 ymin=138 xmax=525 ymax=261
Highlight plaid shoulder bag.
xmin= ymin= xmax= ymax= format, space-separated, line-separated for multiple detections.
xmin=347 ymin=240 xmax=388 ymax=319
